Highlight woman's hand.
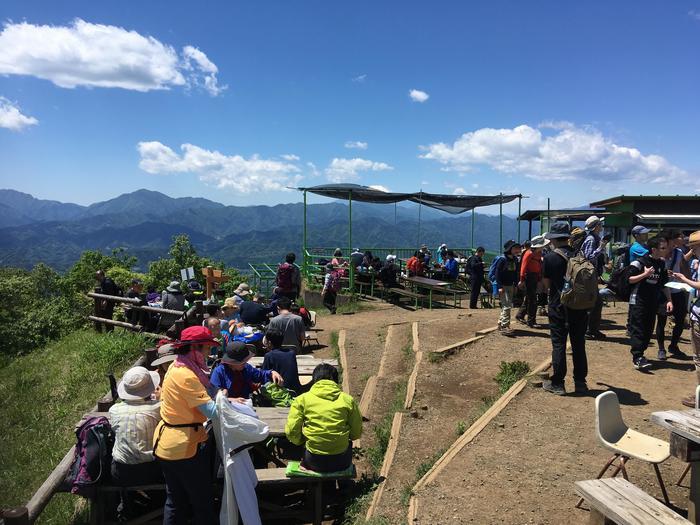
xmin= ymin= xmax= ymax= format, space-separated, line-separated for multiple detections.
xmin=228 ymin=397 xmax=247 ymax=404
xmin=270 ymin=371 xmax=284 ymax=385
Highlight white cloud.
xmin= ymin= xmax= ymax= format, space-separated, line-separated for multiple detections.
xmin=281 ymin=154 xmax=300 ymax=161
xmin=689 ymin=10 xmax=700 ymax=20
xmin=344 ymin=140 xmax=368 ymax=150
xmin=452 ymin=187 xmax=467 ymax=195
xmin=0 ymin=96 xmax=38 ymax=131
xmin=137 ymin=141 xmax=301 ymax=192
xmin=0 ymin=19 xmax=225 ymax=95
xmin=306 ymin=162 xmax=321 ymax=178
xmin=472 ymin=183 xmax=479 ymax=188
xmin=369 ymin=184 xmax=390 ymax=193
xmin=352 ymin=74 xmax=367 ymax=83
xmin=409 ymin=89 xmax=429 ymax=103
xmin=420 ymin=123 xmax=688 ymax=184
xmin=324 ymin=157 xmax=393 ymax=182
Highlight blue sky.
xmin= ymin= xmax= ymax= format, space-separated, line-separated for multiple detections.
xmin=1 ymin=0 xmax=699 ymax=215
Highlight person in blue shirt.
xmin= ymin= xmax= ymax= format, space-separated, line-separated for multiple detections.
xmin=262 ymin=327 xmax=302 ymax=395
xmin=629 ymin=225 xmax=650 ymax=263
xmin=436 ymin=244 xmax=448 ymax=265
xmin=210 ymin=341 xmax=283 ymax=402
xmin=444 ymin=250 xmax=459 ymax=280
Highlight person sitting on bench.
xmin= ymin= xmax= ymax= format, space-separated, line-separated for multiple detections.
xmin=284 ymin=364 xmax=362 ymax=472
xmin=262 ymin=327 xmax=302 ymax=395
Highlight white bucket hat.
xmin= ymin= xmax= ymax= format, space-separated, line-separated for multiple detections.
xmin=530 ymin=235 xmax=550 ymax=249
xmin=117 ymin=366 xmax=160 ymax=401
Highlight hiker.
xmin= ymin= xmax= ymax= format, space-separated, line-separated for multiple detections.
xmin=219 ymin=297 xmax=240 ymax=330
xmin=542 ymin=221 xmax=589 ymax=395
xmin=154 ymin=325 xmax=220 ymax=525
xmin=267 ymin=296 xmax=306 ymax=351
xmin=232 ymin=282 xmax=252 ymax=306
xmin=331 ymin=248 xmax=346 ymax=269
xmin=262 ymin=327 xmax=302 ymax=394
xmin=671 ymin=231 xmax=700 ymax=406
xmin=210 ymin=340 xmax=284 ymax=402
xmin=110 ymin=367 xmax=163 ymax=486
xmin=350 ymin=248 xmax=364 ymax=270
xmin=321 ymin=263 xmax=341 ymax=315
xmin=581 ymin=215 xmax=609 ymax=340
xmin=159 ymin=281 xmax=185 ymax=330
xmin=495 ymin=240 xmax=522 ymax=335
xmin=185 ymin=280 xmax=205 ymax=304
xmin=629 ymin=225 xmax=650 ymax=262
xmin=443 ymin=249 xmax=459 ymax=281
xmin=516 ymin=235 xmax=549 ymax=328
xmin=468 ymin=247 xmax=486 ymax=309
xmin=125 ymin=278 xmax=144 ymax=325
xmin=436 ymin=243 xmax=448 ymax=265
xmin=285 ymin=363 xmax=362 ymax=472
xmin=95 ymin=270 xmax=122 ymax=332
xmin=206 ymin=316 xmax=221 ymax=355
xmin=407 ymin=251 xmax=424 ymax=277
xmin=628 ymin=236 xmax=672 ymax=370
xmin=379 ymin=255 xmax=399 ymax=288
xmin=276 ymin=252 xmax=302 ymax=300
xmin=656 ymin=230 xmax=691 ymax=359
xmin=239 ymin=292 xmax=272 ymax=326
xmin=419 ymin=244 xmax=432 ymax=265
xmin=290 ymin=303 xmax=313 ymax=329
xmin=152 ymin=343 xmax=177 ymax=383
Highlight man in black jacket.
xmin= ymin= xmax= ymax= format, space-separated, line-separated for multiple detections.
xmin=468 ymin=247 xmax=486 ymax=309
xmin=95 ymin=270 xmax=122 ymax=332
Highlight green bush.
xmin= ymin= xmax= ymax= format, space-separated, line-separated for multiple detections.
xmin=494 ymin=360 xmax=531 ymax=393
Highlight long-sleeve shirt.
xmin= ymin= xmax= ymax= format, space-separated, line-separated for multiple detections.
xmin=444 ymin=258 xmax=458 ymax=279
xmin=519 ymin=250 xmax=543 ymax=281
xmin=581 ymin=232 xmax=604 ymax=262
xmin=495 ymin=255 xmax=519 ymax=287
xmin=468 ymin=255 xmax=485 ymax=281
xmin=109 ymin=399 xmax=161 ymax=464
xmin=210 ymin=363 xmax=272 ymax=399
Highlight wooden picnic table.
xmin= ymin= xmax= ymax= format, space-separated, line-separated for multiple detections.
xmin=651 ymin=409 xmax=700 ymax=523
xmin=249 ymin=356 xmax=339 ymax=375
xmin=405 ymin=275 xmax=450 ymax=309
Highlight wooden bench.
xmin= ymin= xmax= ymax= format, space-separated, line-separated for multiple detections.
xmin=385 ymin=287 xmax=427 ymax=309
xmin=575 ymin=478 xmax=690 ymax=525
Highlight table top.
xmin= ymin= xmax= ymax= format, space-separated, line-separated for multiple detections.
xmin=651 ymin=409 xmax=700 ymax=444
xmin=255 ymin=406 xmax=289 ymax=436
xmin=405 ymin=275 xmax=450 ymax=287
xmin=249 ymin=356 xmax=339 ymax=375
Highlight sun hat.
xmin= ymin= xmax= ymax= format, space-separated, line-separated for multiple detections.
xmin=333 ymin=248 xmax=343 ymax=256
xmin=545 ymin=221 xmax=572 ymax=239
xmin=632 ymin=225 xmax=650 ymax=236
xmin=439 ymin=243 xmax=447 ymax=250
xmin=386 ymin=254 xmax=397 ymax=262
xmin=117 ymin=366 xmax=160 ymax=401
xmin=221 ymin=340 xmax=255 ymax=365
xmin=530 ymin=235 xmax=550 ymax=249
xmin=151 ymin=343 xmax=178 ymax=367
xmin=166 ymin=281 xmax=181 ymax=293
xmin=179 ymin=325 xmax=218 ymax=346
xmin=234 ymin=283 xmax=251 ymax=296
xmin=503 ymin=240 xmax=521 ymax=253
xmin=221 ymin=297 xmax=238 ymax=311
xmin=689 ymin=231 xmax=700 ymax=247
xmin=187 ymin=280 xmax=203 ymax=291
xmin=584 ymin=215 xmax=604 ymax=230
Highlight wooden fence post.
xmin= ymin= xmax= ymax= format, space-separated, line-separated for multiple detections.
xmin=1 ymin=507 xmax=29 ymax=525
xmin=145 ymin=347 xmax=158 ymax=367
xmin=174 ymin=319 xmax=185 ymax=339
xmin=93 ymin=287 xmax=102 ymax=333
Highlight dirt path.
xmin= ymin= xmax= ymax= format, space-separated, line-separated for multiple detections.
xmin=415 ymin=307 xmax=697 ymax=524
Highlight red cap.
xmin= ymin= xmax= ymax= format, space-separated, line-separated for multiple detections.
xmin=179 ymin=325 xmax=217 ymax=344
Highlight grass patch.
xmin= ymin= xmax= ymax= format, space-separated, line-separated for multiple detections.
xmin=427 ymin=352 xmax=447 ymax=363
xmin=494 ymin=360 xmax=531 ymax=393
xmin=401 ymin=343 xmax=413 ymax=359
xmin=456 ymin=420 xmax=467 ymax=436
xmin=339 ymin=473 xmax=383 ymax=525
xmin=365 ymin=380 xmax=407 ymax=472
xmin=329 ymin=330 xmax=344 ymax=387
xmin=0 ymin=329 xmax=149 ymax=524
xmin=399 ymin=446 xmax=449 ymax=508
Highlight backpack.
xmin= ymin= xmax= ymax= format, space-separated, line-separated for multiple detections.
xmin=277 ymin=263 xmax=295 ymax=291
xmin=327 ymin=271 xmax=341 ymax=293
xmin=66 ymin=416 xmax=115 ymax=497
xmin=555 ymin=249 xmax=599 ymax=310
xmin=487 ymin=255 xmax=505 ymax=282
xmin=607 ymin=265 xmax=634 ymax=302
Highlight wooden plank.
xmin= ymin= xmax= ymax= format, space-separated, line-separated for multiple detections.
xmin=377 ymin=325 xmax=397 ymax=379
xmin=671 ymin=432 xmax=700 ymax=462
xmin=575 ymin=478 xmax=691 ymax=524
xmin=475 ymin=326 xmax=499 ymax=336
xmin=407 ymin=495 xmax=419 ymax=524
xmin=338 ymin=330 xmax=351 ymax=394
xmin=431 ymin=335 xmax=485 ymax=356
xmin=358 ymin=376 xmax=378 ymax=420
xmin=652 ymin=410 xmax=700 ymax=445
xmin=404 ymin=323 xmax=422 ymax=409
xmin=365 ymin=412 xmax=404 ymax=521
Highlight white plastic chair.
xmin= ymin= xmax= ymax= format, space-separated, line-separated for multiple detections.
xmin=676 ymin=385 xmax=700 ymax=486
xmin=576 ymin=391 xmax=670 ymax=507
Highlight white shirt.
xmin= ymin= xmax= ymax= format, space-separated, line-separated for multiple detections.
xmin=109 ymin=399 xmax=161 ymax=464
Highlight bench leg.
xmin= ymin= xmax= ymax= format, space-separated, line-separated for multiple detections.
xmin=589 ymin=508 xmax=615 ymax=525
xmin=313 ymin=481 xmax=323 ymax=525
xmin=576 ymin=454 xmax=620 ymax=508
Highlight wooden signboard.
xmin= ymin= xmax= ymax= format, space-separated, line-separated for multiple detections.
xmin=201 ymin=266 xmax=230 ymax=299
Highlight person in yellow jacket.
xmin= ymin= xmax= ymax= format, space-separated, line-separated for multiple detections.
xmin=284 ymin=363 xmax=362 ymax=472
xmin=153 ymin=325 xmax=219 ymax=525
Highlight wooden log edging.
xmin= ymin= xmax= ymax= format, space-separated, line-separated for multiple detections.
xmin=404 ymin=322 xmax=421 ymax=410
xmin=407 ymin=356 xmax=552 ymax=524
xmin=475 ymin=325 xmax=499 ymax=336
xmin=337 ymin=330 xmax=351 ymax=394
xmin=430 ymin=334 xmax=485 ymax=357
xmin=365 ymin=412 xmax=404 ymax=521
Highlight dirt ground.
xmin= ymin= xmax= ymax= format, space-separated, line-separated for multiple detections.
xmin=415 ymin=307 xmax=698 ymax=524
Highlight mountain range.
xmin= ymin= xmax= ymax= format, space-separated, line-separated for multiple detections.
xmin=0 ymin=189 xmax=523 ymax=271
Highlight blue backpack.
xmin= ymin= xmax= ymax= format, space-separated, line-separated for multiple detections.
xmin=487 ymin=255 xmax=505 ymax=282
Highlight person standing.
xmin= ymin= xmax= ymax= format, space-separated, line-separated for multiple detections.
xmin=276 ymin=253 xmax=302 ymax=300
xmin=628 ymin=237 xmax=672 ymax=371
xmin=581 ymin=216 xmax=609 ymax=340
xmin=542 ymin=222 xmax=589 ymax=395
xmin=656 ymin=230 xmax=690 ymax=359
xmin=629 ymin=225 xmax=650 ymax=262
xmin=95 ymin=270 xmax=122 ymax=332
xmin=495 ymin=240 xmax=522 ymax=335
xmin=516 ymin=235 xmax=548 ymax=328
xmin=321 ymin=263 xmax=341 ymax=315
xmin=154 ymin=326 xmax=220 ymax=525
xmin=468 ymin=247 xmax=486 ymax=309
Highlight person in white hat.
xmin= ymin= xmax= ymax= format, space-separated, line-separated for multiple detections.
xmin=232 ymin=283 xmax=251 ymax=306
xmin=109 ymin=366 xmax=163 ymax=487
xmin=581 ymin=215 xmax=609 ymax=340
xmin=516 ymin=235 xmax=549 ymax=328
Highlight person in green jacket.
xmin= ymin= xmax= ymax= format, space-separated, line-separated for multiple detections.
xmin=284 ymin=363 xmax=362 ymax=472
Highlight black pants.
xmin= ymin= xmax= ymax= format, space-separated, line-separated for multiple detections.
xmin=629 ymin=303 xmax=656 ymax=359
xmin=656 ymin=292 xmax=688 ymax=349
xmin=301 ymin=444 xmax=352 ymax=473
xmin=111 ymin=460 xmax=163 ymax=486
xmin=469 ymin=277 xmax=484 ymax=309
xmin=587 ymin=293 xmax=604 ymax=335
xmin=158 ymin=445 xmax=216 ymax=525
xmin=279 ymin=290 xmax=298 ymax=301
xmin=516 ymin=273 xmax=539 ymax=325
xmin=549 ymin=305 xmax=588 ymax=386
xmin=96 ymin=301 xmax=115 ymax=332
xmin=323 ymin=290 xmax=337 ymax=314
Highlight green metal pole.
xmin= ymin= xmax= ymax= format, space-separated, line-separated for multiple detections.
xmin=517 ymin=196 xmax=522 ymax=242
xmin=417 ymin=192 xmax=422 ymax=247
xmin=303 ymin=190 xmax=307 ymax=277
xmin=471 ymin=208 xmax=475 ymax=249
xmin=348 ymin=191 xmax=353 ymax=290
xmin=499 ymin=193 xmax=503 ymax=249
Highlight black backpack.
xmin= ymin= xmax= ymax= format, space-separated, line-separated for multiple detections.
xmin=608 ymin=264 xmax=636 ymax=302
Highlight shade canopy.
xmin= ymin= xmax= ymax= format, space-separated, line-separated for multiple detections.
xmin=297 ymin=184 xmax=521 ymax=215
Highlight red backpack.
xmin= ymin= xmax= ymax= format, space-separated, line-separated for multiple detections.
xmin=277 ymin=263 xmax=295 ymax=291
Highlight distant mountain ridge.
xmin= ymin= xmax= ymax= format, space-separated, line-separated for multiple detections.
xmin=0 ymin=188 xmax=522 ymax=271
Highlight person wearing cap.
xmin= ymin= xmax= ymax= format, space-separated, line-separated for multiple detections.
xmin=419 ymin=244 xmax=432 ymax=266
xmin=160 ymin=281 xmax=185 ymax=330
xmin=542 ymin=221 xmax=589 ymax=395
xmin=468 ymin=247 xmax=486 ymax=309
xmin=219 ymin=297 xmax=240 ymax=330
xmin=495 ymin=240 xmax=522 ymax=335
xmin=109 ymin=367 xmax=163 ymax=487
xmin=210 ymin=340 xmax=283 ymax=401
xmin=239 ymin=293 xmax=272 ymax=326
xmin=516 ymin=235 xmax=549 ymax=328
xmin=232 ymin=282 xmax=252 ymax=306
xmin=630 ymin=225 xmax=651 ymax=263
xmin=154 ymin=325 xmax=220 ymax=524
xmin=581 ymin=215 xmax=609 ymax=340
xmin=285 ymin=363 xmax=362 ymax=473
xmin=379 ymin=255 xmax=399 ymax=288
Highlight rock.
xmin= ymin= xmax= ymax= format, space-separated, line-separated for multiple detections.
xmin=497 ymin=422 xmax=505 ymax=428
xmin=410 ymin=410 xmax=420 ymax=418
xmin=421 ymin=405 xmax=428 ymax=410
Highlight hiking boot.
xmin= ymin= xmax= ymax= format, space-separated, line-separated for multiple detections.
xmin=585 ymin=331 xmax=607 ymax=340
xmin=515 ymin=316 xmax=527 ymax=326
xmin=500 ymin=327 xmax=514 ymax=337
xmin=668 ymin=345 xmax=689 ymax=358
xmin=682 ymin=395 xmax=696 ymax=408
xmin=633 ymin=356 xmax=652 ymax=370
xmin=574 ymin=381 xmax=588 ymax=394
xmin=657 ymin=349 xmax=667 ymax=361
xmin=542 ymin=381 xmax=566 ymax=395
xmin=528 ymin=323 xmax=544 ymax=329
